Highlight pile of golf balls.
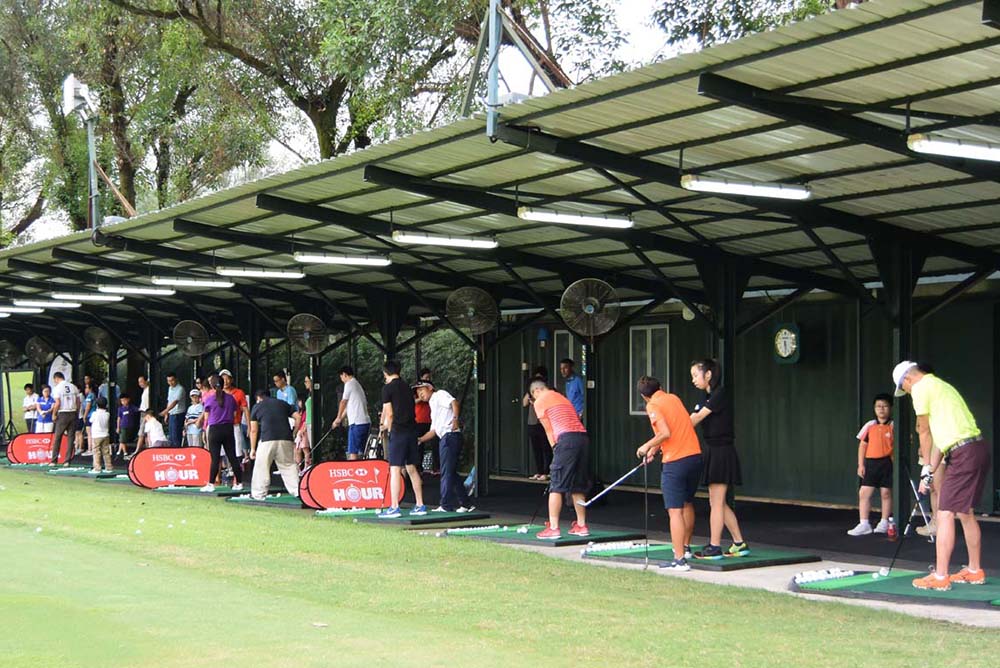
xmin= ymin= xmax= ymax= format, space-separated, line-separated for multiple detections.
xmin=582 ymin=540 xmax=646 ymax=554
xmin=793 ymin=568 xmax=854 ymax=585
xmin=445 ymin=524 xmax=502 ymax=535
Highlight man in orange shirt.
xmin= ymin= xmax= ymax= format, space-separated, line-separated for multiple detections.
xmin=530 ymin=379 xmax=590 ymax=540
xmin=635 ymin=376 xmax=703 ymax=571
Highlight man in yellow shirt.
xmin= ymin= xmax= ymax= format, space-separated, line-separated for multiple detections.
xmin=893 ymin=361 xmax=991 ymax=591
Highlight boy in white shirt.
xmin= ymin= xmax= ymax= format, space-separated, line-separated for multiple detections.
xmin=89 ymin=398 xmax=113 ymax=473
xmin=22 ymin=384 xmax=38 ymax=435
xmin=141 ymin=410 xmax=169 ymax=449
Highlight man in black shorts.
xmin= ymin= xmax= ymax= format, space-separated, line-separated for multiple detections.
xmin=378 ymin=360 xmax=426 ymax=518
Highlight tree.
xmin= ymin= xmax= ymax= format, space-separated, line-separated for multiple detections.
xmin=653 ymin=0 xmax=856 ymax=49
xmin=0 ymin=42 xmax=44 ymax=241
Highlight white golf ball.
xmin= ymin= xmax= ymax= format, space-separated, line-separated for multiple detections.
xmin=871 ymin=573 xmax=880 ymax=580
xmin=138 ymin=518 xmax=144 ymax=524
xmin=168 ymin=524 xmax=174 ymax=529
xmin=181 ymin=520 xmax=186 ymax=525
xmin=135 ymin=529 xmax=142 ymax=535
xmin=35 ymin=527 xmax=42 ymax=533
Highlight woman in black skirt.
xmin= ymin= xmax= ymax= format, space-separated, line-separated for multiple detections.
xmin=523 ymin=366 xmax=551 ymax=481
xmin=689 ymin=358 xmax=749 ymax=560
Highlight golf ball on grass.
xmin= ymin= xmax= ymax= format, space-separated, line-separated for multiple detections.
xmin=516 ymin=526 xmax=529 ymax=534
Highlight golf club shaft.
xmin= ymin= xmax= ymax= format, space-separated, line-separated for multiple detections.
xmin=526 ymin=483 xmax=549 ymax=527
xmin=578 ymin=461 xmax=646 ymax=507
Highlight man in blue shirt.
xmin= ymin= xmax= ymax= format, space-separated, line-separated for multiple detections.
xmin=273 ymin=371 xmax=298 ymax=407
xmin=560 ymin=358 xmax=585 ymax=420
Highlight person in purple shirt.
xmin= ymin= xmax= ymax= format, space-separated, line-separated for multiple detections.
xmin=117 ymin=394 xmax=140 ymax=462
xmin=560 ymin=358 xmax=585 ymax=420
xmin=199 ymin=377 xmax=242 ymax=493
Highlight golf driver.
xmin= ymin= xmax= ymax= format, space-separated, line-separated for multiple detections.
xmin=576 ymin=460 xmax=647 ymax=507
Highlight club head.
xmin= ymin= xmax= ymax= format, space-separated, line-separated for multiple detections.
xmin=575 ymin=499 xmax=589 ymax=507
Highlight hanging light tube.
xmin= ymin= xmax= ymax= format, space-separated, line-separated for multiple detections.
xmin=50 ymin=291 xmax=124 ymax=302
xmin=98 ymin=285 xmax=176 ymax=296
xmin=516 ymin=206 xmax=634 ymax=229
xmin=215 ymin=267 xmax=305 ymax=279
xmin=391 ymin=230 xmax=498 ymax=249
xmin=293 ymin=252 xmax=392 ymax=267
xmin=906 ymin=133 xmax=1000 ymax=163
xmin=679 ymin=174 xmax=812 ymax=200
xmin=12 ymin=299 xmax=82 ymax=309
xmin=0 ymin=306 xmax=44 ymax=314
xmin=151 ymin=276 xmax=236 ymax=288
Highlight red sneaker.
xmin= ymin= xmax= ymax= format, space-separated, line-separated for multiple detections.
xmin=568 ymin=521 xmax=590 ymax=537
xmin=912 ymin=573 xmax=952 ymax=591
xmin=535 ymin=523 xmax=561 ymax=540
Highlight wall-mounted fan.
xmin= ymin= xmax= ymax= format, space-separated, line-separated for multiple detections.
xmin=173 ymin=320 xmax=211 ymax=358
xmin=83 ymin=326 xmax=115 ymax=357
xmin=0 ymin=339 xmax=22 ymax=368
xmin=25 ymin=336 xmax=56 ymax=366
xmin=446 ymin=286 xmax=499 ymax=336
xmin=560 ymin=278 xmax=620 ymax=339
xmin=287 ymin=313 xmax=327 ymax=355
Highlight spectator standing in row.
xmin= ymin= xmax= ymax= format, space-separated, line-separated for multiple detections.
xmin=116 ymin=394 xmax=139 ymax=460
xmin=134 ymin=375 xmax=150 ymax=451
xmin=220 ymin=369 xmax=250 ymax=460
xmin=22 ymin=383 xmax=37 ymax=435
xmin=185 ymin=389 xmax=205 ymax=447
xmin=523 ymin=366 xmax=551 ymax=481
xmin=560 ymin=358 xmax=585 ymax=421
xmin=414 ymin=367 xmax=439 ymax=473
xmin=80 ymin=380 xmax=97 ymax=456
xmin=34 ymin=385 xmax=54 ymax=433
xmin=89 ymin=398 xmax=112 ymax=474
xmin=160 ymin=373 xmax=187 ymax=447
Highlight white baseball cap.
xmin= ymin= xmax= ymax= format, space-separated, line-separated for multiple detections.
xmin=892 ymin=360 xmax=918 ymax=397
xmin=219 ymin=369 xmax=233 ymax=377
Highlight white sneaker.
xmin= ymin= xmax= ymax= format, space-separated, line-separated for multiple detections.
xmin=231 ymin=483 xmax=243 ymax=492
xmin=873 ymin=519 xmax=890 ymax=534
xmin=916 ymin=523 xmax=937 ymax=537
xmin=456 ymin=506 xmax=475 ymax=513
xmin=199 ymin=484 xmax=215 ymax=493
xmin=847 ymin=521 xmax=873 ymax=536
xmin=431 ymin=506 xmax=448 ymax=513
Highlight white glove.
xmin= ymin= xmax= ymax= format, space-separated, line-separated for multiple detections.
xmin=920 ymin=464 xmax=931 ymax=478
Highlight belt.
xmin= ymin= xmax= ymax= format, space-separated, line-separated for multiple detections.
xmin=945 ymin=435 xmax=981 ymax=458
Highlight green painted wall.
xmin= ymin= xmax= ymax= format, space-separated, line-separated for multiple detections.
xmin=487 ymin=294 xmax=998 ymax=511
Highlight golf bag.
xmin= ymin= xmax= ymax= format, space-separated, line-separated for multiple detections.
xmin=363 ymin=429 xmax=384 ymax=460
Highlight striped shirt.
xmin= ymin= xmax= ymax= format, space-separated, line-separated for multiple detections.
xmin=533 ymin=389 xmax=586 ymax=445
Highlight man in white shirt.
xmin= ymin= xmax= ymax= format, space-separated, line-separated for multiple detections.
xmin=135 ymin=375 xmax=152 ymax=452
xmin=22 ymin=383 xmax=37 ymax=435
xmin=331 ymin=366 xmax=370 ymax=461
xmin=49 ymin=372 xmax=81 ymax=466
xmin=415 ymin=381 xmax=471 ymax=512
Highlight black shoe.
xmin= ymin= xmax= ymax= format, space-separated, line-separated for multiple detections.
xmin=694 ymin=544 xmax=724 ymax=560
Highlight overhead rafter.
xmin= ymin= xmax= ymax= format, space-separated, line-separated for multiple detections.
xmin=365 ymin=163 xmax=858 ymax=298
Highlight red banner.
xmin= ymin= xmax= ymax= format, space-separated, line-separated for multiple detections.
xmin=299 ymin=460 xmax=400 ymax=510
xmin=128 ymin=448 xmax=211 ymax=489
xmin=6 ymin=433 xmax=70 ymax=465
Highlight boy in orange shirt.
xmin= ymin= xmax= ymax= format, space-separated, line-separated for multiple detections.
xmin=635 ymin=376 xmax=703 ymax=571
xmin=847 ymin=393 xmax=894 ymax=536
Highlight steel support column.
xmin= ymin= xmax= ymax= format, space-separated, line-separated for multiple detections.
xmin=697 ymin=260 xmax=750 ymax=386
xmin=870 ymin=238 xmax=926 ymax=526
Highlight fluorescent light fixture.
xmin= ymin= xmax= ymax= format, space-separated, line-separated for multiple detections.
xmin=98 ymin=285 xmax=176 ymax=296
xmin=151 ymin=276 xmax=236 ymax=288
xmin=906 ymin=133 xmax=1000 ymax=163
xmin=50 ymin=292 xmax=124 ymax=303
xmin=13 ymin=299 xmax=82 ymax=309
xmin=216 ymin=267 xmax=305 ymax=279
xmin=391 ymin=230 xmax=498 ymax=249
xmin=517 ymin=206 xmax=634 ymax=229
xmin=679 ymin=174 xmax=812 ymax=200
xmin=0 ymin=306 xmax=44 ymax=314
xmin=293 ymin=252 xmax=392 ymax=267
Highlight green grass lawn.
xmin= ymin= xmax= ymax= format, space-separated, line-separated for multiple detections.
xmin=0 ymin=468 xmax=997 ymax=668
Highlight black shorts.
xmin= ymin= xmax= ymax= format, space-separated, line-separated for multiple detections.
xmin=859 ymin=456 xmax=893 ymax=489
xmin=387 ymin=428 xmax=420 ymax=467
xmin=702 ymin=444 xmax=742 ymax=486
xmin=549 ymin=432 xmax=589 ymax=494
xmin=119 ymin=425 xmax=138 ymax=445
xmin=662 ymin=454 xmax=703 ymax=509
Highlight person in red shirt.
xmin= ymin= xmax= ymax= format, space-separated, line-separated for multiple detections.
xmin=531 ymin=380 xmax=590 ymax=539
xmin=636 ymin=376 xmax=703 ymax=571
xmin=414 ymin=367 xmax=437 ymax=473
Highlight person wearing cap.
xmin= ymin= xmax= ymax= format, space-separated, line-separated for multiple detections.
xmin=415 ymin=381 xmax=472 ymax=513
xmin=892 ymin=361 xmax=991 ymax=590
xmin=220 ymin=369 xmax=250 ymax=460
xmin=184 ymin=389 xmax=205 ymax=448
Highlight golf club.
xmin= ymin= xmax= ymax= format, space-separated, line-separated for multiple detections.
xmin=642 ymin=455 xmax=649 ymax=570
xmin=576 ymin=460 xmax=647 ymax=507
xmin=884 ymin=473 xmax=929 ymax=576
xmin=902 ymin=460 xmax=934 ymax=543
xmin=519 ymin=483 xmax=550 ymax=533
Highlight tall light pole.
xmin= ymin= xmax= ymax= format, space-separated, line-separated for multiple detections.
xmin=62 ymin=74 xmax=101 ymax=229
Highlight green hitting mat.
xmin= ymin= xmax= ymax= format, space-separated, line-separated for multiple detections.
xmin=354 ymin=510 xmax=490 ymax=526
xmin=156 ymin=485 xmax=285 ymax=497
xmin=6 ymin=463 xmax=60 ymax=471
xmin=93 ymin=474 xmax=134 ymax=484
xmin=445 ymin=524 xmax=643 ymax=547
xmin=226 ymin=494 xmax=305 ymax=508
xmin=582 ymin=542 xmax=821 ymax=572
xmin=314 ymin=508 xmax=383 ymax=521
xmin=793 ymin=569 xmax=1000 ymax=609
